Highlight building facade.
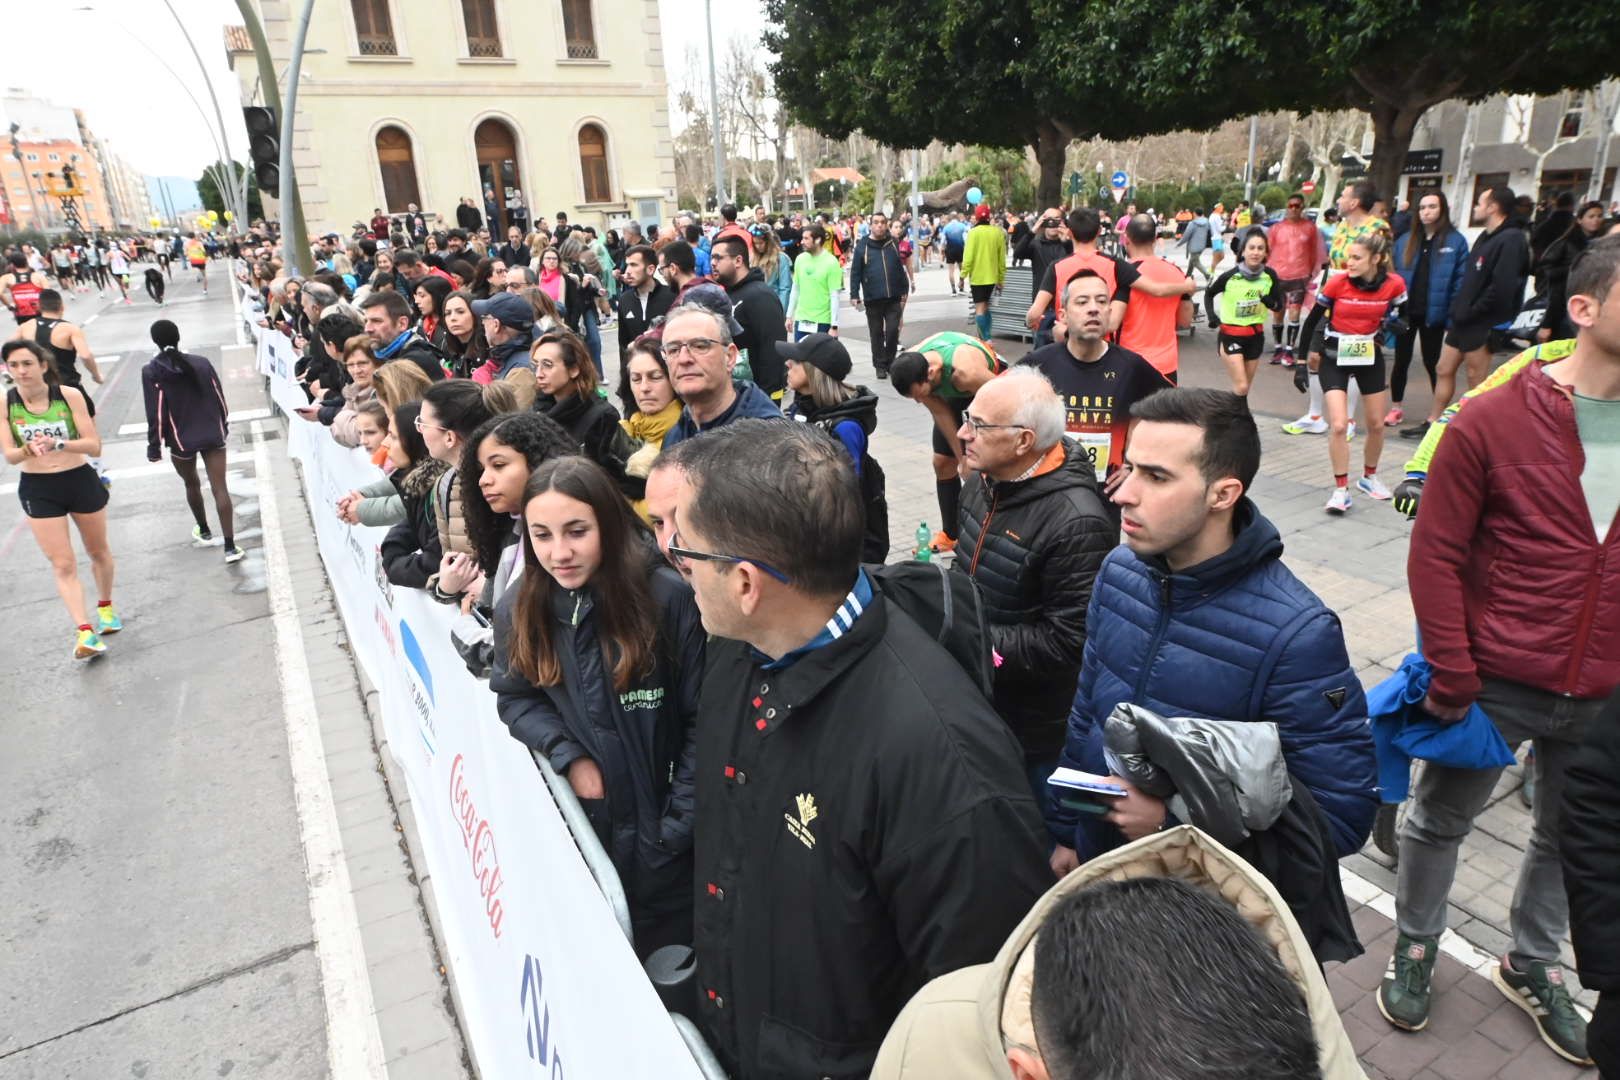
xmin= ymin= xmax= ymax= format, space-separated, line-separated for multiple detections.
xmin=0 ymin=91 xmax=118 ymax=234
xmin=226 ymin=0 xmax=678 ymax=239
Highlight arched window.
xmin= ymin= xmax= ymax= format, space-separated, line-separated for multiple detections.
xmin=375 ymin=126 xmax=420 ymax=212
xmin=578 ymin=124 xmax=610 ymax=204
xmin=476 ymin=118 xmax=524 ymax=231
xmin=462 ymin=0 xmax=501 ymax=57
xmin=351 ymin=0 xmax=397 ymax=55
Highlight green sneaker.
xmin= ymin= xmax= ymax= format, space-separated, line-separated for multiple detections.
xmin=73 ymin=628 xmax=106 ymax=661
xmin=96 ymin=604 xmax=122 ymax=634
xmin=1378 ymin=933 xmax=1439 ymax=1031
xmin=1493 ymin=957 xmax=1592 ymax=1065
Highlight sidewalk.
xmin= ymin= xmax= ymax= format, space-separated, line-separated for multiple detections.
xmin=819 ymin=283 xmax=1594 ymax=1077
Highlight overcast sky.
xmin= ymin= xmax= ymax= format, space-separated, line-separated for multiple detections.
xmin=0 ymin=0 xmax=767 ymax=179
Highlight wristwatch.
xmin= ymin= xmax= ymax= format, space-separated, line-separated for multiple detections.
xmin=53 ymin=438 xmax=67 ymax=452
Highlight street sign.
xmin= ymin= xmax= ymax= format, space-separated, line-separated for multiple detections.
xmin=1301 ymin=180 xmax=1317 ymax=194
xmin=1110 ymin=170 xmax=1129 ymax=188
xmin=1069 ymin=171 xmax=1081 ymax=196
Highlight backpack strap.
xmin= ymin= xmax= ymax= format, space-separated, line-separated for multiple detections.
xmin=932 ymin=559 xmax=954 ymax=645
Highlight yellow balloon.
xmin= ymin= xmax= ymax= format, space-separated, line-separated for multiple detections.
xmin=149 ymin=216 xmax=162 ymax=227
xmin=223 ymin=211 xmax=234 ymax=222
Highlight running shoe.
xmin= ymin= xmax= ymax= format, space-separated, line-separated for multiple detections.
xmin=1494 ymin=957 xmax=1592 ymax=1064
xmin=96 ymin=604 xmax=123 ymax=634
xmin=1384 ymin=405 xmax=1405 ymax=426
xmin=224 ymin=545 xmax=246 ymax=564
xmin=929 ymin=530 xmax=957 ymax=555
xmin=74 ymin=628 xmax=107 ymax=660
xmin=1399 ymin=420 xmax=1432 ymax=441
xmin=1378 ymin=933 xmax=1439 ymax=1031
xmin=1347 ymin=420 xmax=1357 ymax=443
xmin=1282 ymin=414 xmax=1328 ymax=435
xmin=1357 ymin=474 xmax=1393 ymax=501
xmin=1279 ymin=346 xmax=1296 ymax=367
xmin=1269 ymin=344 xmax=1286 ymax=365
xmin=1325 ymin=487 xmax=1353 ymax=514
xmin=192 ymin=524 xmax=215 ymax=546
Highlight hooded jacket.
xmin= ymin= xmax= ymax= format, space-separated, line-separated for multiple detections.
xmin=1448 ymin=222 xmax=1529 ymax=327
xmin=1049 ymin=500 xmax=1379 ymax=860
xmin=141 ymin=347 xmax=229 ymax=460
xmin=870 ymin=826 xmax=1366 ymax=1080
xmin=489 ymin=560 xmax=704 ymax=945
xmin=955 ymin=440 xmax=1115 ymax=758
xmin=788 ymin=387 xmax=889 ymax=561
xmin=691 ymin=584 xmax=1051 ymax=1080
xmin=849 ymin=233 xmax=911 ymax=304
xmin=723 ymin=267 xmax=789 ymax=396
xmin=377 ymin=329 xmax=447 ymax=382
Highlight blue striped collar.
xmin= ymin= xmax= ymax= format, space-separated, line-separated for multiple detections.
xmin=754 ymin=569 xmax=874 ymax=671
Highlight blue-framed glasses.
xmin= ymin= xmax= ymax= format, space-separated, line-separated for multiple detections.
xmin=667 ymin=530 xmax=792 ymax=585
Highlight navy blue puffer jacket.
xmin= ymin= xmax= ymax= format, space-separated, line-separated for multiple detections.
xmin=1394 ymin=226 xmax=1470 ymax=328
xmin=1047 ymin=500 xmax=1378 ymax=859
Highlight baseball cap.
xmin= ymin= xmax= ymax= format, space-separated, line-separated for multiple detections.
xmin=471 ymin=291 xmax=534 ymax=330
xmin=775 ymin=333 xmax=851 ymax=382
xmin=973 ymin=204 xmax=992 ymax=222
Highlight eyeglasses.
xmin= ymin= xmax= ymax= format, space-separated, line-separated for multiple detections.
xmin=663 ymin=338 xmax=723 ymax=359
xmin=505 ymin=282 xmax=526 ymax=292
xmin=961 ymin=412 xmax=1030 ymax=435
xmin=413 ymin=414 xmax=449 ymax=433
xmin=667 ymin=530 xmax=792 ymax=584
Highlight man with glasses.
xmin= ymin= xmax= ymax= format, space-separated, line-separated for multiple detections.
xmin=1021 ymin=270 xmax=1172 ymax=525
xmin=663 ymin=419 xmax=1050 ymax=1080
xmin=658 ymin=303 xmax=784 ymax=449
xmin=954 ymin=367 xmax=1114 ymax=812
xmin=1268 ymin=194 xmax=1329 ymax=366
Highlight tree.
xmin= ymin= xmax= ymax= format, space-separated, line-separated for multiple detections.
xmin=197 ymin=160 xmax=262 ymax=222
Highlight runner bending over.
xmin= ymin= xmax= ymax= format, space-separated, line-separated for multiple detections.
xmin=1296 ymin=228 xmax=1407 ymax=513
xmin=0 ymin=340 xmax=119 ymax=659
xmin=890 ymin=329 xmax=1006 ymax=553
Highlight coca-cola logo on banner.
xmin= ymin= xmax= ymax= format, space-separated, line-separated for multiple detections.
xmin=449 ymin=753 xmax=505 ymax=938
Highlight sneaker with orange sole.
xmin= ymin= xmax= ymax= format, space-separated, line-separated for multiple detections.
xmin=929 ymin=531 xmax=957 ymax=554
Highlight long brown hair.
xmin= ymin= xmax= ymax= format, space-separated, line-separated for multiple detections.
xmin=1402 ymin=192 xmax=1454 ymax=271
xmin=507 ymin=456 xmax=657 ymax=691
xmin=532 ymin=329 xmax=598 ymax=399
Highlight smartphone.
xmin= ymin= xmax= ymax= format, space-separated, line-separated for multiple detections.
xmin=1047 ymin=768 xmax=1128 ymax=815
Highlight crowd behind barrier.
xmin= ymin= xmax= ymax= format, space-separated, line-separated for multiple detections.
xmin=254 ymin=323 xmax=713 ymax=1079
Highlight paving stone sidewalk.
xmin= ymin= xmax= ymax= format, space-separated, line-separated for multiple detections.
xmin=831 ymin=289 xmax=1593 ymax=1077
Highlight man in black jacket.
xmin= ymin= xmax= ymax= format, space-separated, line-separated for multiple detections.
xmin=614 ymin=244 xmax=674 ymax=372
xmin=664 ymin=420 xmax=1051 ymax=1080
xmin=849 ymin=212 xmax=913 ymax=377
xmin=1014 ymin=209 xmax=1074 ymax=305
xmin=359 ymin=290 xmax=445 ymax=381
xmin=712 ymin=234 xmax=788 ymax=400
xmin=955 ymin=366 xmax=1115 ymax=811
xmin=1562 ymin=691 xmax=1620 ymax=1076
xmin=496 ymin=224 xmax=528 ymax=269
xmin=455 ymin=196 xmax=482 ymax=232
xmin=1414 ymin=186 xmax=1530 ymax=433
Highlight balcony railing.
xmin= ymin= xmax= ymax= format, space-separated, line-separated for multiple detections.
xmin=566 ymin=38 xmax=598 ymax=60
xmin=468 ymin=35 xmax=502 ymax=57
xmin=358 ymin=33 xmax=398 ymax=56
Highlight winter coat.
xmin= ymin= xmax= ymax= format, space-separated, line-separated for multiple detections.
xmin=723 ymin=268 xmax=789 ymax=397
xmin=1535 ymin=226 xmax=1588 ymax=339
xmin=615 ymin=281 xmax=674 ymax=367
xmin=1049 ymin=499 xmax=1379 ymax=860
xmin=1394 ymin=226 xmax=1470 ymax=327
xmin=141 ymin=348 xmax=229 ymax=460
xmin=1561 ymin=691 xmax=1620 ymax=994
xmin=1410 ymin=362 xmax=1620 ymax=708
xmin=354 ymin=475 xmax=405 ymax=528
xmin=380 ymin=458 xmax=449 ymax=588
xmin=379 ymin=331 xmax=447 ymax=382
xmin=787 ymin=387 xmax=889 ymax=562
xmin=692 ymin=574 xmax=1051 ymax=1080
xmin=1448 ymin=223 xmax=1530 ymax=327
xmin=535 ymin=391 xmax=640 ymax=498
xmin=327 ymin=383 xmax=377 ymax=449
xmin=870 ymin=826 xmax=1367 ymax=1080
xmin=489 ymin=560 xmax=704 ymax=947
xmin=662 ymin=380 xmax=784 ymax=449
xmin=1179 ymin=215 xmax=1211 ymax=252
xmin=954 ymin=441 xmax=1115 ymax=759
xmin=432 ymin=466 xmax=472 ymax=564
xmin=848 ymin=234 xmax=911 ymax=303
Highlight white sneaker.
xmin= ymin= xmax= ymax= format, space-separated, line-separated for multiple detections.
xmin=1325 ymin=487 xmax=1353 ymax=514
xmin=1357 ymin=474 xmax=1393 ymax=501
xmin=1283 ymin=414 xmax=1329 ymax=435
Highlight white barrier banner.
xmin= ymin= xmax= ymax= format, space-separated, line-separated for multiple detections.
xmin=254 ymin=330 xmax=702 ymax=1079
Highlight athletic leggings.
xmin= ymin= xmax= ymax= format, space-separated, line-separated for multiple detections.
xmin=145 ymin=273 xmax=165 ymax=305
xmin=1391 ymin=323 xmax=1445 ymax=404
xmin=173 ymin=447 xmax=234 ymax=546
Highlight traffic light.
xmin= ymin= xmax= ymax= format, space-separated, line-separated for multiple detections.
xmin=243 ymin=106 xmax=279 ymax=193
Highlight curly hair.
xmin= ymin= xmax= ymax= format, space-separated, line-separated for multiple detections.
xmin=459 ymin=411 xmax=578 ymax=573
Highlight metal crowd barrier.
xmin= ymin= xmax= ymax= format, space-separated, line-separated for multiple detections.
xmin=529 ymin=749 xmax=730 ymax=1080
xmin=989 ymin=264 xmax=1036 ymax=342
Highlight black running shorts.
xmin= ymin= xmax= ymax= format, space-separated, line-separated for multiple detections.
xmin=18 ymin=464 xmax=108 ymax=518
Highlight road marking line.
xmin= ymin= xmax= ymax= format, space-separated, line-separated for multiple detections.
xmin=252 ymin=421 xmax=387 ymax=1079
xmin=95 ymin=354 xmax=122 ymax=365
xmin=1340 ymin=865 xmax=1499 ymax=976
xmin=116 ymin=408 xmax=271 ymax=438
xmin=0 ymin=452 xmax=254 ymax=495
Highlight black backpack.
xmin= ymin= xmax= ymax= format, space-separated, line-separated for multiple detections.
xmin=867 ymin=559 xmax=994 ymax=699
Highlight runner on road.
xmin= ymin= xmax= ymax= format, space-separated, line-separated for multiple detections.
xmin=1267 ymin=193 xmax=1329 ymax=365
xmin=890 ymin=329 xmax=1006 ymax=553
xmin=105 ymin=242 xmax=133 ymax=305
xmin=961 ymin=203 xmax=1007 ymax=341
xmin=1205 ymin=229 xmax=1284 ymax=399
xmin=12 ymin=289 xmax=108 ymax=482
xmin=1119 ymin=213 xmax=1196 ymax=383
xmin=0 ymin=339 xmax=119 ymax=660
xmin=1 ymin=252 xmax=49 ymax=325
xmin=142 ymin=320 xmax=241 ymax=561
xmin=940 ymin=212 xmax=969 ymax=296
xmin=185 ymin=234 xmax=209 ymax=295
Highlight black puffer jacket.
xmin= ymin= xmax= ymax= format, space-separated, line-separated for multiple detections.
xmin=955 ymin=440 xmax=1115 ymax=758
xmin=380 ymin=458 xmax=450 ymax=588
xmin=489 ymin=560 xmax=704 ymax=952
xmin=535 ymin=391 xmax=641 ymax=499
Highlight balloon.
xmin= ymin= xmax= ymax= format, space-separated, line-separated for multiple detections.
xmin=966 ymin=187 xmax=983 ymax=206
xmin=223 ymin=211 xmax=233 ymax=221
xmin=149 ymin=216 xmax=162 ymax=228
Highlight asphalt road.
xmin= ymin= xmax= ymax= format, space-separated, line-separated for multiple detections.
xmin=0 ymin=269 xmax=329 ymax=1078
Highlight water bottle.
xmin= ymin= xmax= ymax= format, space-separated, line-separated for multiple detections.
xmin=915 ymin=521 xmax=932 ymax=563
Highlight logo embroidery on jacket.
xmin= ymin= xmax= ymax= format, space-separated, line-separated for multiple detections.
xmin=1323 ymin=687 xmax=1348 ymax=710
xmin=785 ymin=793 xmax=819 ymax=850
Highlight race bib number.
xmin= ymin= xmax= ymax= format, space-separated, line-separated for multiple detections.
xmin=1233 ymin=298 xmax=1262 ymax=319
xmin=1338 ymin=335 xmax=1376 ymax=366
xmin=795 ymin=320 xmax=820 ymax=335
xmin=14 ymin=417 xmax=69 ymax=443
xmin=1064 ymin=430 xmax=1112 ymax=481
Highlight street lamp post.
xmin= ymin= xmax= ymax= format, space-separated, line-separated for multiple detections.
xmin=10 ymin=124 xmax=42 ymax=230
xmin=704 ymin=0 xmax=727 ymax=211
